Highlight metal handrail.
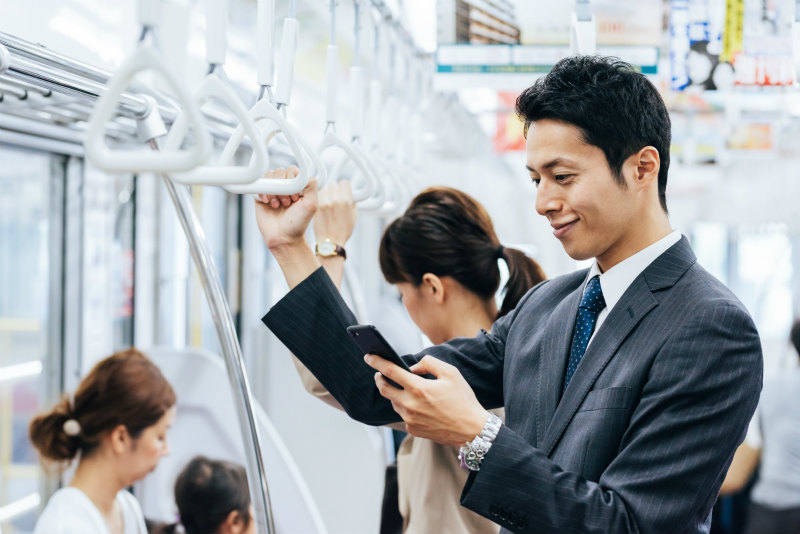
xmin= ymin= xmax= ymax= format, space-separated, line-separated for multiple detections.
xmin=151 ymin=141 xmax=276 ymax=534
xmin=79 ymin=0 xmax=273 ymax=528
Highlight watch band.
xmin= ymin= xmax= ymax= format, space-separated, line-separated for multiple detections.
xmin=332 ymin=243 xmax=346 ymax=259
xmin=458 ymin=412 xmax=502 ymax=472
xmin=315 ymin=239 xmax=347 ymax=259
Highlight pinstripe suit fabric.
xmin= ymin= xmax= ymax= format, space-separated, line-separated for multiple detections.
xmin=263 ymin=236 xmax=762 ymax=533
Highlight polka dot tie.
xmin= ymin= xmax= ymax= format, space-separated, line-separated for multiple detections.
xmin=562 ymin=276 xmax=606 ymax=393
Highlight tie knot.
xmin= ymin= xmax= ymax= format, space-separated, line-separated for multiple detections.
xmin=580 ymin=276 xmax=605 ymax=313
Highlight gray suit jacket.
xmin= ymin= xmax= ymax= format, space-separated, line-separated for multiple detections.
xmin=263 ymin=236 xmax=762 ymax=533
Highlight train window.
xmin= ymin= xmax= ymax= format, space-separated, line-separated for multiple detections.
xmin=189 ymin=185 xmax=235 ymax=354
xmin=74 ymin=165 xmax=135 ymax=369
xmin=0 ymin=146 xmax=63 ymax=533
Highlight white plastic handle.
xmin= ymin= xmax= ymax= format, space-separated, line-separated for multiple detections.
xmin=368 ymin=78 xmax=382 ymax=148
xmin=138 ymin=0 xmax=160 ymax=27
xmin=379 ymin=93 xmax=400 ymax=155
xmin=369 ymin=155 xmax=407 ymax=216
xmin=319 ymin=133 xmax=377 ymax=202
xmin=206 ymin=0 xmax=229 ymax=65
xmin=257 ymin=0 xmax=275 ymax=86
xmin=275 ymin=17 xmax=298 ymax=106
xmin=570 ymin=12 xmax=597 ymax=55
xmin=353 ymin=159 xmax=386 ymax=212
xmin=350 ymin=66 xmax=364 ymax=139
xmin=326 ymin=45 xmax=339 ymax=124
xmin=221 ymin=99 xmax=327 ymax=195
xmin=328 ymin=146 xmax=386 ymax=212
xmin=84 ymin=45 xmax=212 ymax=173
xmin=0 ymin=44 xmax=10 ymax=75
xmin=162 ymin=75 xmax=268 ymax=184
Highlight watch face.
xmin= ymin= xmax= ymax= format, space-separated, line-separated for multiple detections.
xmin=318 ymin=241 xmax=336 ymax=256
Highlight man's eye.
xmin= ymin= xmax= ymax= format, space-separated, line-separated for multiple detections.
xmin=530 ymin=178 xmax=540 ymax=187
xmin=555 ymin=174 xmax=574 ymax=181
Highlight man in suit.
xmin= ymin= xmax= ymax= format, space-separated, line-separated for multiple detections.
xmin=255 ymin=56 xmax=762 ymax=533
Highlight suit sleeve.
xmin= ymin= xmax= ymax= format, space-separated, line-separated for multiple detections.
xmin=460 ymin=302 xmax=763 ymax=534
xmin=263 ymin=267 xmax=522 ymax=425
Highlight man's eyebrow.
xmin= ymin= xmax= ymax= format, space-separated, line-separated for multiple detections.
xmin=526 ymin=158 xmax=579 ymax=173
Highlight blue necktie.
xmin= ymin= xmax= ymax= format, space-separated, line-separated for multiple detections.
xmin=562 ymin=276 xmax=606 ymax=393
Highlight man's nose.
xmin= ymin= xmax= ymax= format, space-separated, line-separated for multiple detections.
xmin=535 ymin=179 xmax=559 ymax=216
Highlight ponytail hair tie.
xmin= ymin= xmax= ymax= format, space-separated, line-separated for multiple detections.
xmin=63 ymin=419 xmax=81 ymax=437
xmin=495 ymin=245 xmax=505 ymax=260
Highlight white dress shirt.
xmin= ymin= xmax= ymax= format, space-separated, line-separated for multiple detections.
xmin=584 ymin=230 xmax=682 ymax=346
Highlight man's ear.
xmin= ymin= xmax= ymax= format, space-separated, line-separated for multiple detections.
xmin=421 ymin=273 xmax=445 ymax=304
xmin=631 ymin=146 xmax=660 ymax=186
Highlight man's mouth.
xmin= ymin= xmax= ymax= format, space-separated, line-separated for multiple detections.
xmin=551 ymin=219 xmax=578 ymax=239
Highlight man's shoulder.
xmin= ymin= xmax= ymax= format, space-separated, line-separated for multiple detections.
xmin=674 ymin=262 xmax=751 ymax=316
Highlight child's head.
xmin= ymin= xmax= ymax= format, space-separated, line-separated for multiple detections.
xmin=175 ymin=456 xmax=254 ymax=534
xmin=29 ymin=348 xmax=176 ymax=482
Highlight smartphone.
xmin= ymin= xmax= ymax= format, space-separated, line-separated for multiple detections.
xmin=346 ymin=324 xmax=412 ymax=388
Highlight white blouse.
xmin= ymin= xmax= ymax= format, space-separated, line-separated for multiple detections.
xmin=33 ymin=487 xmax=147 ymax=534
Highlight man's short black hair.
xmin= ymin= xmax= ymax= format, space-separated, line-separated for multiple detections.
xmin=516 ymin=55 xmax=671 ymax=212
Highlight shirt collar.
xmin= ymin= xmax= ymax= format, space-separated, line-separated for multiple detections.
xmin=586 ymin=230 xmax=682 ymax=314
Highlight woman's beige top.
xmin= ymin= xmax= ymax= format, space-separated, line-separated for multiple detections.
xmin=292 ymin=356 xmax=502 ymax=534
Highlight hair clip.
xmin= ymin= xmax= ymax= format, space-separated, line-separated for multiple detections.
xmin=63 ymin=419 xmax=81 ymax=437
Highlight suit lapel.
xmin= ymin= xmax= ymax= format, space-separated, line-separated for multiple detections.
xmin=535 ymin=283 xmax=583 ymax=447
xmin=539 ymin=236 xmax=697 ymax=457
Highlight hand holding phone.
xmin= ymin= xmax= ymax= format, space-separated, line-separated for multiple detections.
xmin=346 ymin=324 xmax=411 ymax=388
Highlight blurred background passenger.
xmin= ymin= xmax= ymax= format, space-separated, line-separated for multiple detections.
xmin=720 ymin=318 xmax=800 ymax=534
xmin=289 ymin=181 xmax=546 ymax=533
xmin=28 ymin=348 xmax=176 ymax=534
xmin=155 ymin=456 xmax=254 ymax=534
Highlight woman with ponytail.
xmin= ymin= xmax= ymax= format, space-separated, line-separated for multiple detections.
xmin=29 ymin=348 xmax=176 ymax=534
xmin=289 ymin=182 xmax=546 ymax=533
xmin=379 ymin=186 xmax=546 ymax=330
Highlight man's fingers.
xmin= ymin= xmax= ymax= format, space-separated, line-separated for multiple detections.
xmin=409 ymin=355 xmax=450 ymax=378
xmin=374 ymin=372 xmax=403 ymax=399
xmin=365 ymin=354 xmax=414 ymax=389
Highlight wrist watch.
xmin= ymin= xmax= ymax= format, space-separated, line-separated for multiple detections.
xmin=458 ymin=412 xmax=502 ymax=472
xmin=315 ymin=238 xmax=347 ymax=259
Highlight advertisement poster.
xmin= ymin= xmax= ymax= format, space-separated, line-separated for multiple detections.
xmin=436 ymin=0 xmax=663 ymax=84
xmin=670 ymin=0 xmax=795 ymax=90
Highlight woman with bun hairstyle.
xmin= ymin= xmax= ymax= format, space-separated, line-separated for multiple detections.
xmin=289 ymin=182 xmax=546 ymax=533
xmin=155 ymin=456 xmax=254 ymax=534
xmin=29 ymin=348 xmax=176 ymax=534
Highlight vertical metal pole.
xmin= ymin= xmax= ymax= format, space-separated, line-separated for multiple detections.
xmin=146 ymin=139 xmax=276 ymax=534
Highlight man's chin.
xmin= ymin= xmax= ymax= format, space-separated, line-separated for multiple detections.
xmin=563 ymin=246 xmax=595 ymax=262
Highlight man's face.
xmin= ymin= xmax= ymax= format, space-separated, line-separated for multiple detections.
xmin=527 ymin=119 xmax=642 ymax=271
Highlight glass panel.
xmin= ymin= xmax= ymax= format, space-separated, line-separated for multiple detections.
xmin=79 ymin=166 xmax=135 ymax=368
xmin=0 ymin=145 xmax=55 ymax=534
xmin=189 ymin=185 xmax=236 ymax=355
xmin=736 ymin=224 xmax=793 ymax=341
